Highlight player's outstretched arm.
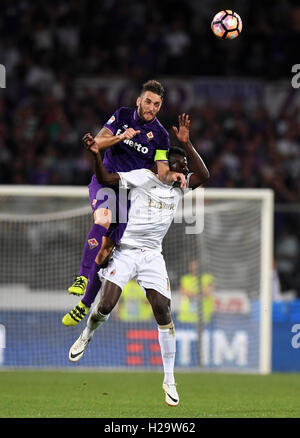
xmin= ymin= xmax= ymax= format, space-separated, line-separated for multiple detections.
xmin=173 ymin=114 xmax=210 ymax=189
xmin=83 ymin=126 xmax=140 ymax=151
xmin=83 ymin=138 xmax=120 ymax=186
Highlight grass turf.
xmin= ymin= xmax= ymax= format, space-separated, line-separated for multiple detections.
xmin=0 ymin=370 xmax=300 ymax=418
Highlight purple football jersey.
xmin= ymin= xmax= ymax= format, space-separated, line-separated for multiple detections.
xmin=88 ymin=106 xmax=169 ymax=244
xmin=102 ymin=107 xmax=170 ymax=172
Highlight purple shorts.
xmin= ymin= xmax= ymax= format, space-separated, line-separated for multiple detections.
xmin=88 ymin=175 xmax=129 ymax=244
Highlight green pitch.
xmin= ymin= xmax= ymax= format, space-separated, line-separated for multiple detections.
xmin=1 ymin=370 xmax=300 ymax=418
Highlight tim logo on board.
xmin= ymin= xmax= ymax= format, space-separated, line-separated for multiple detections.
xmin=176 ymin=329 xmax=248 ymax=368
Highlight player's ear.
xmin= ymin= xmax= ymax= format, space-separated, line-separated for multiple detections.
xmin=136 ymin=96 xmax=141 ymax=107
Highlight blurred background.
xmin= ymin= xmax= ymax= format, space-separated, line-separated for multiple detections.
xmin=0 ymin=0 xmax=299 ymax=296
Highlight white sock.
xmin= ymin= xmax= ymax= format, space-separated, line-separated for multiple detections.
xmin=158 ymin=325 xmax=176 ymax=385
xmin=82 ymin=306 xmax=110 ymax=340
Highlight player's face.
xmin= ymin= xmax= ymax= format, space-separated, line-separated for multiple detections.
xmin=136 ymin=91 xmax=162 ymax=122
xmin=169 ymin=154 xmax=189 ymax=176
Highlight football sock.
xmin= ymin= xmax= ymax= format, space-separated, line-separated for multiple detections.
xmin=82 ymin=306 xmax=110 ymax=340
xmin=79 ymin=224 xmax=107 ymax=279
xmin=81 ymin=261 xmax=102 ymax=307
xmin=158 ymin=323 xmax=176 ymax=385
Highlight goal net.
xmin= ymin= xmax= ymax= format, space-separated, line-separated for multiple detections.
xmin=0 ymin=186 xmax=273 ymax=373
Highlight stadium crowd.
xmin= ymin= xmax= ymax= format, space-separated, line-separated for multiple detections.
xmin=0 ymin=0 xmax=299 ymax=295
xmin=1 ymin=0 xmax=299 ymax=194
xmin=1 ymin=0 xmax=299 ymax=79
xmin=1 ymin=89 xmax=299 ymax=203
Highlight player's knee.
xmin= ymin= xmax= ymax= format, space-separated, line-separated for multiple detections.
xmin=98 ymin=295 xmax=117 ymax=315
xmin=146 ymin=290 xmax=171 ymax=326
xmin=94 ymin=208 xmax=112 ymax=229
xmin=153 ymin=304 xmax=171 ymax=326
xmin=98 ymin=302 xmax=113 ymax=316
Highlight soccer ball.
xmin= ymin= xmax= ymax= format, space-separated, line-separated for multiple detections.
xmin=211 ymin=10 xmax=242 ymax=40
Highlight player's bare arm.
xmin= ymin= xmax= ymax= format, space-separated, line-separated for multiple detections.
xmin=93 ymin=152 xmax=120 ymax=186
xmin=84 ymin=141 xmax=120 ymax=186
xmin=83 ymin=126 xmax=141 ymax=151
xmin=173 ymin=113 xmax=210 ymax=189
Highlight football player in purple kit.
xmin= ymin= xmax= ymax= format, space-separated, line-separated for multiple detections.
xmin=62 ymin=80 xmax=185 ymax=326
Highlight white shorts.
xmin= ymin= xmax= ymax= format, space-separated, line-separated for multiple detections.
xmin=99 ymin=246 xmax=171 ymax=300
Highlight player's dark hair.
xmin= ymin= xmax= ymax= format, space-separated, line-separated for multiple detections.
xmin=141 ymin=80 xmax=164 ymax=98
xmin=167 ymin=147 xmax=186 ymax=159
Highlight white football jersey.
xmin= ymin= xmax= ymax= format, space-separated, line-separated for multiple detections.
xmin=118 ymin=169 xmax=189 ymax=251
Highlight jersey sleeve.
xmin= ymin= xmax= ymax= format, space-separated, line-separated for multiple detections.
xmin=154 ymin=131 xmax=170 ymax=161
xmin=103 ymin=108 xmax=121 ymax=135
xmin=118 ymin=169 xmax=153 ymax=189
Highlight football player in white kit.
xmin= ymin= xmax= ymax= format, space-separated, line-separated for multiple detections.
xmin=68 ymin=114 xmax=209 ymax=406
